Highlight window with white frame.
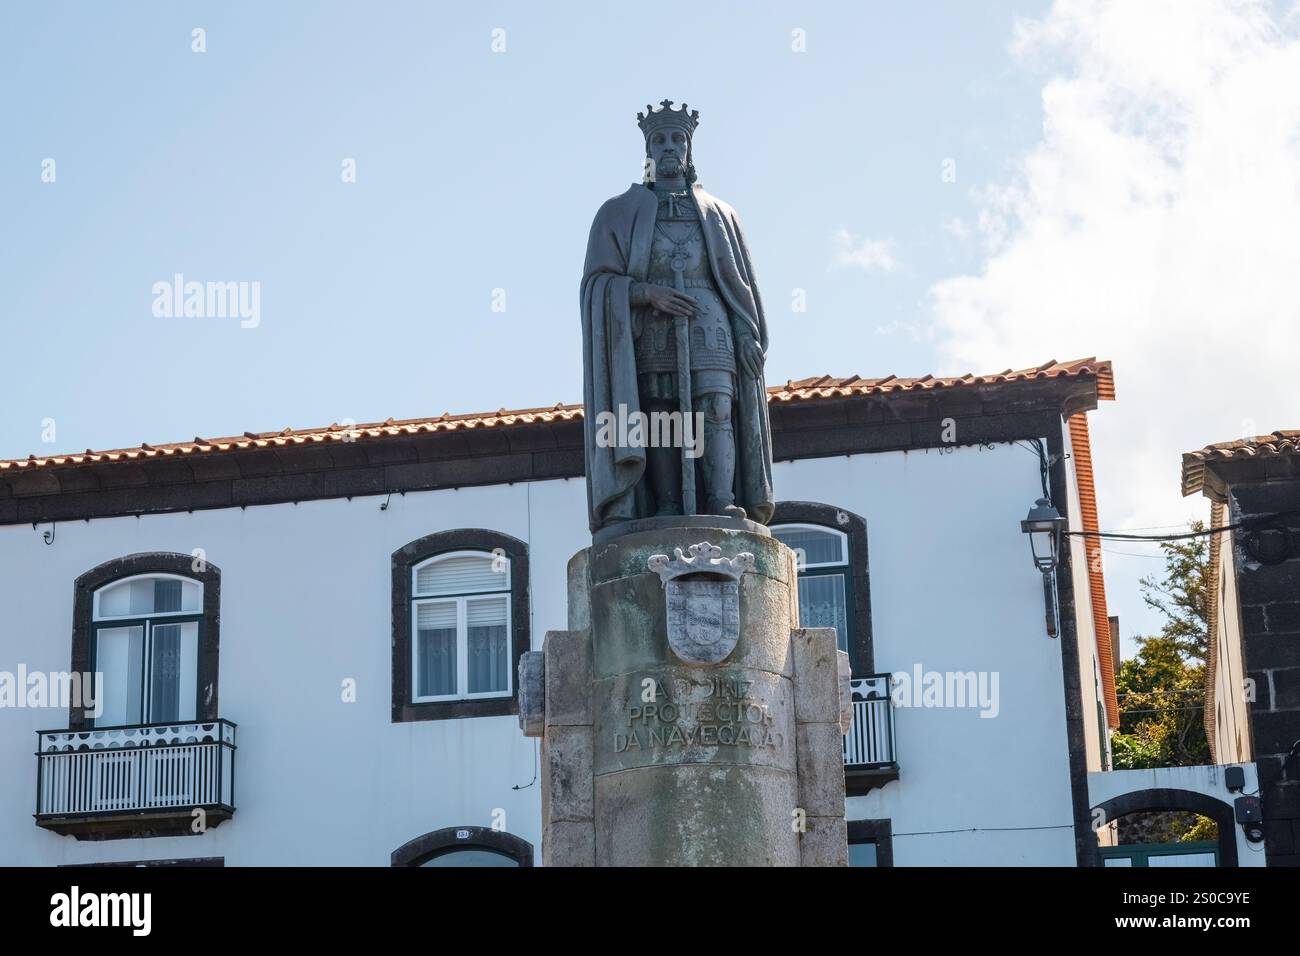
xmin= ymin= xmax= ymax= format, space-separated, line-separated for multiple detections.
xmin=771 ymin=523 xmax=852 ymax=656
xmin=91 ymin=574 xmax=203 ymax=727
xmin=410 ymin=551 xmax=512 ymax=702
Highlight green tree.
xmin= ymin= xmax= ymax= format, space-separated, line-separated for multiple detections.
xmin=1109 ymin=523 xmax=1214 ymax=843
xmin=1137 ymin=523 xmax=1211 ymax=664
xmin=1112 ymin=522 xmax=1210 ymax=770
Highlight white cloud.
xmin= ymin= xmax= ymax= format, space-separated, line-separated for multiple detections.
xmin=927 ymin=0 xmax=1300 ymax=548
xmin=941 ymin=217 xmax=972 ymax=241
xmin=832 ymin=228 xmax=901 ymax=272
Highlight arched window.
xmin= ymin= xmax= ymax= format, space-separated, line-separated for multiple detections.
xmin=392 ymin=530 xmax=529 ymax=722
xmin=92 ymin=574 xmax=203 ymax=727
xmin=70 ymin=553 xmax=222 ymax=731
xmin=411 ymin=552 xmax=512 ymax=702
xmin=391 ymin=826 xmax=534 ymax=867
xmin=771 ymin=523 xmax=851 ymax=650
xmin=770 ymin=502 xmax=873 ymax=675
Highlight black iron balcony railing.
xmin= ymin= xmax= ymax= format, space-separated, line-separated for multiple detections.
xmin=35 ymin=719 xmax=236 ymax=837
xmin=843 ymin=674 xmax=897 ymax=770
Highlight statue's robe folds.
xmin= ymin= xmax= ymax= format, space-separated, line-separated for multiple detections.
xmin=581 ymin=182 xmax=775 ymax=532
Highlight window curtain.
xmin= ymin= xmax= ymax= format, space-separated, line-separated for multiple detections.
xmin=154 ymin=579 xmax=182 ymax=613
xmin=149 ymin=623 xmax=182 ymax=722
xmin=417 ymin=603 xmax=457 ymax=697
xmin=467 ymin=598 xmax=508 ymax=694
xmin=798 ymin=574 xmax=848 ymax=653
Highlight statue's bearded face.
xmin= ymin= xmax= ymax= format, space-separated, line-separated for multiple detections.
xmin=647 ymin=127 xmax=690 ymax=179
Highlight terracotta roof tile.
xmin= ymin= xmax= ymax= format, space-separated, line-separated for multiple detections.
xmin=769 ymin=357 xmax=1112 ymax=404
xmin=0 ymin=358 xmax=1113 ymax=473
xmin=1069 ymin=413 xmax=1119 ymax=729
xmin=1181 ymin=430 xmax=1300 ymax=497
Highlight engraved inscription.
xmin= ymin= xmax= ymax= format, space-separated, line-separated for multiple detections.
xmin=612 ymin=674 xmax=784 ymax=753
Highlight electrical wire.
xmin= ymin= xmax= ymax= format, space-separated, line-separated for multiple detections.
xmin=892 ymin=823 xmax=1076 ymax=838
xmin=1066 ymin=509 xmax=1299 ymax=543
xmin=1015 ymin=438 xmax=1052 ymax=500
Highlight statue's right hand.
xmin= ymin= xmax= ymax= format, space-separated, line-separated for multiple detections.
xmin=643 ymin=283 xmax=696 ymax=317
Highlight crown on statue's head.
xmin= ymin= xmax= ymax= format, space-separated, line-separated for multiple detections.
xmin=637 ymin=99 xmax=700 ymax=138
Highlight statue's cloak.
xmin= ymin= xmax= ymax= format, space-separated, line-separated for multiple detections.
xmin=581 ymin=182 xmax=774 ymax=532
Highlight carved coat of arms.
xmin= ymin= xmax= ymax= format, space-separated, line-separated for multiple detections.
xmin=647 ymin=541 xmax=755 ymax=664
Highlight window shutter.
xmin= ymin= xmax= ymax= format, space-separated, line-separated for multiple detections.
xmin=415 ymin=554 xmax=509 ymax=596
xmin=416 ymin=602 xmax=457 ymax=630
xmin=466 ymin=596 xmax=508 ymax=627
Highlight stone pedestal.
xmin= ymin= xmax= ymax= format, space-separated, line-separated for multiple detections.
xmin=519 ymin=524 xmax=853 ymax=867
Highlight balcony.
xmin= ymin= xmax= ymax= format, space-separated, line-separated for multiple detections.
xmin=843 ymin=674 xmax=898 ymax=795
xmin=35 ymin=719 xmax=236 ymax=840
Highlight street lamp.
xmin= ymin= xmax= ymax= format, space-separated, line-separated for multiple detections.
xmin=1021 ymin=497 xmax=1065 ymax=637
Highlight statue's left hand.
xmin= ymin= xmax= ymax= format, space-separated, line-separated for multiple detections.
xmin=740 ymin=337 xmax=765 ymax=378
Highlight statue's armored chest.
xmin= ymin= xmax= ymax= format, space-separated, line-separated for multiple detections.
xmin=637 ymin=192 xmax=736 ymax=376
xmin=648 ymin=192 xmax=708 ymax=282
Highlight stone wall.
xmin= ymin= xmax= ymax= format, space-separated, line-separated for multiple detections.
xmin=1230 ymin=480 xmax=1300 ymax=866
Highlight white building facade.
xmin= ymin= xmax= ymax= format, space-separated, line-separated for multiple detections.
xmin=0 ymin=359 xmax=1128 ymax=866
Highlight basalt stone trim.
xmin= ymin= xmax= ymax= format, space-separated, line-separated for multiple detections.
xmin=391 ymin=529 xmax=529 ymax=723
xmin=390 ymin=825 xmax=534 ymax=867
xmin=62 ymin=857 xmax=225 ymax=867
xmin=847 ymin=818 xmax=894 ymax=867
xmin=1227 ymin=486 xmax=1300 ymax=865
xmin=1252 ymin=711 xmax=1300 ymax=757
xmin=1237 ymin=569 xmax=1300 ymax=611
xmin=69 ymin=552 xmax=222 ymax=731
xmin=772 ymin=501 xmax=874 ymax=674
xmin=1047 ymin=424 xmax=1098 ymax=867
xmin=1256 ymin=754 xmax=1299 ymax=788
xmin=1271 ymin=667 xmax=1300 ymax=709
xmin=1091 ymin=789 xmax=1238 ymax=867
xmin=770 ymin=408 xmax=1071 ymax=463
xmin=1200 ymin=460 xmax=1300 ymax=505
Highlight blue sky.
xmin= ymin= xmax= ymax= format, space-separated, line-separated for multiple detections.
xmin=1 ymin=0 xmax=1048 ymax=449
xmin=6 ymin=1 xmax=1299 ymax=651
